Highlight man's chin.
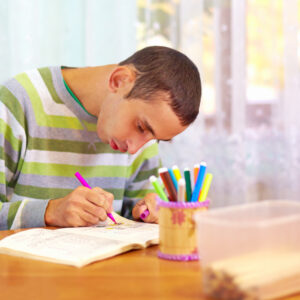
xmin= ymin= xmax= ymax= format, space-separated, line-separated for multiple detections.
xmin=97 ymin=133 xmax=108 ymax=144
xmin=119 ymin=148 xmax=128 ymax=153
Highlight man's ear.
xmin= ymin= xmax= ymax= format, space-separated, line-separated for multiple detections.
xmin=108 ymin=66 xmax=135 ymax=94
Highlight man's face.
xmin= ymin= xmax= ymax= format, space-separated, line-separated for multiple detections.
xmin=96 ymin=95 xmax=187 ymax=154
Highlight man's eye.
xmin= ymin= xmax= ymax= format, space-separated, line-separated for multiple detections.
xmin=137 ymin=124 xmax=145 ymax=133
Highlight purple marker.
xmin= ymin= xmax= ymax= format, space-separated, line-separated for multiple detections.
xmin=140 ymin=209 xmax=150 ymax=220
xmin=74 ymin=172 xmax=117 ymax=224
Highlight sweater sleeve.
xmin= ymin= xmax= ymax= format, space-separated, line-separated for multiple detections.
xmin=121 ymin=140 xmax=161 ymax=218
xmin=0 ymin=84 xmax=49 ymax=230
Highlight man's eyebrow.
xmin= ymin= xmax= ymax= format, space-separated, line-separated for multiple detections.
xmin=143 ymin=119 xmax=173 ymax=142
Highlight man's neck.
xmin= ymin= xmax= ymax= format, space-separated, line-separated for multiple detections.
xmin=62 ymin=65 xmax=116 ymax=117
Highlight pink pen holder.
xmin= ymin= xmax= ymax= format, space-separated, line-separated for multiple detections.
xmin=157 ymin=198 xmax=210 ymax=261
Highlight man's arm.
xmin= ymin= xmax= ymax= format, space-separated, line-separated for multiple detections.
xmin=0 ymin=85 xmax=46 ymax=230
xmin=0 ymin=85 xmax=54 ymax=230
xmin=0 ymin=198 xmax=50 ymax=230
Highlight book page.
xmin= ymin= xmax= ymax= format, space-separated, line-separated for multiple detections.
xmin=0 ymin=228 xmax=127 ymax=266
xmin=59 ymin=212 xmax=159 ymax=245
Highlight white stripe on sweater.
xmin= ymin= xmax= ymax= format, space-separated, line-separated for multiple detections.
xmin=25 ymin=150 xmax=129 ymax=166
xmin=25 ymin=140 xmax=157 ymax=167
xmin=26 ymin=70 xmax=77 ymax=117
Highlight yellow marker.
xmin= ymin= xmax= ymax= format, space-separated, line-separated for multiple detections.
xmin=172 ymin=165 xmax=182 ymax=181
xmin=198 ymin=173 xmax=213 ymax=202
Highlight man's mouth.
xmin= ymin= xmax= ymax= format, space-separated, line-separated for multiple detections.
xmin=110 ymin=139 xmax=128 ymax=152
xmin=110 ymin=139 xmax=119 ymax=150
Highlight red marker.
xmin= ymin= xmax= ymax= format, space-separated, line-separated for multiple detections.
xmin=159 ymin=167 xmax=177 ymax=202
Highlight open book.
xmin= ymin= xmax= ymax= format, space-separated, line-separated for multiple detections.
xmin=0 ymin=213 xmax=158 ymax=267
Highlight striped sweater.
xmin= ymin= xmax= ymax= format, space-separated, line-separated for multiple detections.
xmin=0 ymin=66 xmax=160 ymax=230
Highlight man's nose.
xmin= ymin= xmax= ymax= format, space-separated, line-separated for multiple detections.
xmin=127 ymin=135 xmax=153 ymax=154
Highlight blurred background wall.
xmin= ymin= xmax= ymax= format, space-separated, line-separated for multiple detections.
xmin=1 ymin=0 xmax=299 ymax=207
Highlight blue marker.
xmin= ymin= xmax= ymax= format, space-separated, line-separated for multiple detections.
xmin=190 ymin=162 xmax=207 ymax=202
xmin=168 ymin=168 xmax=178 ymax=191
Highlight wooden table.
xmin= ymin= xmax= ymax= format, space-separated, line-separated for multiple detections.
xmin=0 ymin=229 xmax=299 ymax=300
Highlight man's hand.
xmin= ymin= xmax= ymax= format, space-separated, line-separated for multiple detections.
xmin=132 ymin=193 xmax=158 ymax=223
xmin=44 ymin=186 xmax=114 ymax=227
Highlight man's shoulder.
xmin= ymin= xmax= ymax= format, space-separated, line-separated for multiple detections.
xmin=1 ymin=66 xmax=60 ymax=87
xmin=0 ymin=66 xmax=62 ymax=107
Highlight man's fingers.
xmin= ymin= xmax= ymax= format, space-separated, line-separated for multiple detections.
xmin=80 ymin=198 xmax=107 ymax=219
xmin=90 ymin=187 xmax=114 ymax=211
xmin=45 ymin=186 xmax=114 ymax=228
xmin=137 ymin=194 xmax=158 ymax=223
xmin=146 ymin=212 xmax=158 ymax=224
xmin=132 ymin=200 xmax=145 ymax=219
xmin=70 ymin=189 xmax=110 ymax=222
xmin=133 ymin=203 xmax=148 ymax=220
xmin=80 ymin=210 xmax=104 ymax=225
xmin=85 ymin=190 xmax=110 ymax=212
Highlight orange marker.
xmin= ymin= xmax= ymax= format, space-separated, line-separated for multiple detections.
xmin=193 ymin=164 xmax=200 ymax=186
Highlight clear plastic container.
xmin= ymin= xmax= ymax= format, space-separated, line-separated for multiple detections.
xmin=194 ymin=200 xmax=300 ymax=300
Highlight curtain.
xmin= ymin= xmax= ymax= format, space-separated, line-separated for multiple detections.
xmin=0 ymin=0 xmax=137 ymax=83
xmin=138 ymin=0 xmax=300 ymax=207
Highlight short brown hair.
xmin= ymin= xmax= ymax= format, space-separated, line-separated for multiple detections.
xmin=119 ymin=46 xmax=201 ymax=126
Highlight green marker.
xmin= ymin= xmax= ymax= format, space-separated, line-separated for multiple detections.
xmin=149 ymin=176 xmax=169 ymax=202
xmin=184 ymin=168 xmax=192 ymax=202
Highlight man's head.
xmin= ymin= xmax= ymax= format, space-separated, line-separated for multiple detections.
xmin=97 ymin=46 xmax=201 ymax=154
xmin=119 ymin=46 xmax=201 ymax=127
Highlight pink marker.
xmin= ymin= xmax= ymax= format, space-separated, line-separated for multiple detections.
xmin=74 ymin=172 xmax=117 ymax=224
xmin=140 ymin=209 xmax=150 ymax=220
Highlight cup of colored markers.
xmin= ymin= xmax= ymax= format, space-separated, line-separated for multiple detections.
xmin=149 ymin=163 xmax=213 ymax=261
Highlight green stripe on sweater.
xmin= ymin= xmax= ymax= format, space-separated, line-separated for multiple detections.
xmin=0 ymin=192 xmax=8 ymax=202
xmin=0 ymin=119 xmax=23 ymax=152
xmin=27 ymin=137 xmax=118 ymax=154
xmin=0 ymin=86 xmax=25 ymax=128
xmin=14 ymin=184 xmax=125 ymax=201
xmin=132 ymin=168 xmax=159 ymax=182
xmin=38 ymin=68 xmax=64 ymax=104
xmin=0 ymin=171 xmax=4 ymax=184
xmin=124 ymin=189 xmax=154 ymax=199
xmin=7 ymin=201 xmax=22 ymax=229
xmin=21 ymin=162 xmax=128 ymax=178
xmin=14 ymin=185 xmax=73 ymax=199
xmin=0 ymin=146 xmax=18 ymax=174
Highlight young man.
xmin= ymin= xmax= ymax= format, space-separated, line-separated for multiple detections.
xmin=0 ymin=46 xmax=201 ymax=230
